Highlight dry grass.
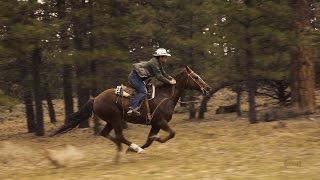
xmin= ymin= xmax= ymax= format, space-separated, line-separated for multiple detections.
xmin=0 ymin=113 xmax=320 ymax=179
xmin=0 ymin=95 xmax=320 ymax=179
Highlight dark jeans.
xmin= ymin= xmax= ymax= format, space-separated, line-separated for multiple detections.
xmin=128 ymin=70 xmax=147 ymax=109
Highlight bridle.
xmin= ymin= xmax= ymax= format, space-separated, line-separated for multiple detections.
xmin=185 ymin=70 xmax=210 ymax=95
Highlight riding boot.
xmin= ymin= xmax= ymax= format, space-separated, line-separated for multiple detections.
xmin=127 ymin=107 xmax=141 ymax=116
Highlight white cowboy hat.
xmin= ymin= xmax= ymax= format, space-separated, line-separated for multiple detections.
xmin=153 ymin=48 xmax=171 ymax=57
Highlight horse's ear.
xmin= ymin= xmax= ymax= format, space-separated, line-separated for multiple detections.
xmin=185 ymin=66 xmax=192 ymax=72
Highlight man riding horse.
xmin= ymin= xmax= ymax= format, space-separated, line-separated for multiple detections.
xmin=52 ymin=48 xmax=211 ymax=162
xmin=127 ymin=48 xmax=176 ymax=116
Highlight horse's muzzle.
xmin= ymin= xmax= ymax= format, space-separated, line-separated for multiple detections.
xmin=201 ymin=87 xmax=211 ymax=96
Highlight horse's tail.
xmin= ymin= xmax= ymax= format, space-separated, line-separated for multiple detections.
xmin=51 ymin=98 xmax=94 ymax=136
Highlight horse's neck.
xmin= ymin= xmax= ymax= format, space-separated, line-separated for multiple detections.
xmin=153 ymin=74 xmax=186 ymax=109
xmin=172 ymin=86 xmax=184 ymax=105
xmin=171 ymin=73 xmax=187 ymax=104
xmin=153 ymin=85 xmax=183 ymax=112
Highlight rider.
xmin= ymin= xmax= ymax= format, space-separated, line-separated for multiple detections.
xmin=127 ymin=48 xmax=176 ymax=116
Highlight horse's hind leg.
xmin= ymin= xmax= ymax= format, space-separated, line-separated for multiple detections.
xmin=112 ymin=120 xmax=145 ymax=154
xmin=100 ymin=123 xmax=115 ymax=142
xmin=100 ymin=123 xmax=122 ymax=163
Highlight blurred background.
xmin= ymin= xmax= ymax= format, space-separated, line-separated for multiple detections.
xmin=0 ymin=0 xmax=320 ymax=179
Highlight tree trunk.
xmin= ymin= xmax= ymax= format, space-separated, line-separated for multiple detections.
xmin=198 ymin=97 xmax=207 ymax=119
xmin=290 ymin=0 xmax=315 ymax=113
xmin=44 ymin=82 xmax=56 ymax=123
xmin=90 ymin=60 xmax=105 ymax=132
xmin=90 ymin=61 xmax=101 ymax=134
xmin=76 ymin=65 xmax=90 ymax=128
xmin=23 ymin=86 xmax=36 ymax=133
xmin=63 ymin=65 xmax=74 ymax=122
xmin=235 ymin=86 xmax=242 ymax=117
xmin=246 ymin=49 xmax=257 ymax=124
xmin=243 ymin=0 xmax=257 ymax=124
xmin=31 ymin=48 xmax=44 ymax=136
xmin=234 ymin=57 xmax=242 ymax=117
xmin=76 ymin=83 xmax=90 ymax=128
xmin=188 ymin=92 xmax=196 ymax=119
xmin=57 ymin=0 xmax=75 ymax=122
xmin=71 ymin=0 xmax=90 ymax=128
xmin=18 ymin=57 xmax=36 ymax=133
xmin=88 ymin=1 xmax=102 ymax=134
xmin=247 ymin=78 xmax=257 ymax=123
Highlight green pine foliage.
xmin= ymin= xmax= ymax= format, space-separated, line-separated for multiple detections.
xmin=0 ymin=0 xmax=52 ymax=97
xmin=0 ymin=0 xmax=315 ymax=90
xmin=211 ymin=1 xmax=294 ymax=82
xmin=0 ymin=0 xmax=319 ymax=118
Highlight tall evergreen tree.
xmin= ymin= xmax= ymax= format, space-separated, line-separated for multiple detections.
xmin=198 ymin=1 xmax=293 ymax=121
xmin=56 ymin=0 xmax=75 ymax=122
xmin=0 ymin=0 xmax=52 ymax=135
xmin=290 ymin=0 xmax=316 ymax=113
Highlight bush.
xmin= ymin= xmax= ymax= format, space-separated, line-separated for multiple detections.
xmin=0 ymin=90 xmax=19 ymax=112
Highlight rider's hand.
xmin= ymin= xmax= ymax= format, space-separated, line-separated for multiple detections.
xmin=170 ymin=78 xmax=176 ymax=85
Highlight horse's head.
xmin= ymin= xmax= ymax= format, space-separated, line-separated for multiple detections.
xmin=182 ymin=66 xmax=211 ymax=95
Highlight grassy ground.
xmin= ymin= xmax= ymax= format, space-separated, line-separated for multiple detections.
xmin=1 ymin=110 xmax=320 ymax=180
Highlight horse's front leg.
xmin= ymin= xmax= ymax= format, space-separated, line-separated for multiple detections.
xmin=154 ymin=119 xmax=175 ymax=143
xmin=141 ymin=125 xmax=160 ymax=148
xmin=126 ymin=125 xmax=160 ymax=153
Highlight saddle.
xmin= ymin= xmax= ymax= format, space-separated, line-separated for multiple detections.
xmin=114 ymin=83 xmax=155 ymax=124
xmin=114 ymin=83 xmax=155 ymax=100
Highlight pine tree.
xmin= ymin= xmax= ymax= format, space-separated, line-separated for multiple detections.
xmin=197 ymin=1 xmax=293 ymax=121
xmin=290 ymin=0 xmax=316 ymax=113
xmin=0 ymin=0 xmax=53 ymax=135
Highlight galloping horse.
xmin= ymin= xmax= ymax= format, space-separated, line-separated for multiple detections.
xmin=52 ymin=66 xmax=211 ymax=160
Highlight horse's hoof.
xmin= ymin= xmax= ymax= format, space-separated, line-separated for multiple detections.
xmin=129 ymin=143 xmax=146 ymax=154
xmin=126 ymin=147 xmax=136 ymax=153
xmin=137 ymin=149 xmax=145 ymax=154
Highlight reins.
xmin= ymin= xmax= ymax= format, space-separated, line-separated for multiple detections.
xmin=186 ymin=71 xmax=210 ymax=95
xmin=147 ymin=85 xmax=176 ymax=123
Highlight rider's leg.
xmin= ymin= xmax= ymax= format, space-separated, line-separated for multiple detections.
xmin=127 ymin=71 xmax=147 ymax=115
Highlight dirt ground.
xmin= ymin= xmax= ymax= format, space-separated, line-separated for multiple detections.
xmin=0 ymin=95 xmax=320 ymax=180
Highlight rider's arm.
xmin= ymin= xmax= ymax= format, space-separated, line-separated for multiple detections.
xmin=160 ymin=65 xmax=173 ymax=81
xmin=150 ymin=63 xmax=171 ymax=84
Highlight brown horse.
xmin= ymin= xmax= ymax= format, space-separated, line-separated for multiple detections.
xmin=52 ymin=66 xmax=211 ymax=160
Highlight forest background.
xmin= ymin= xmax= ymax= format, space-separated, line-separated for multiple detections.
xmin=0 ymin=0 xmax=319 ymax=136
